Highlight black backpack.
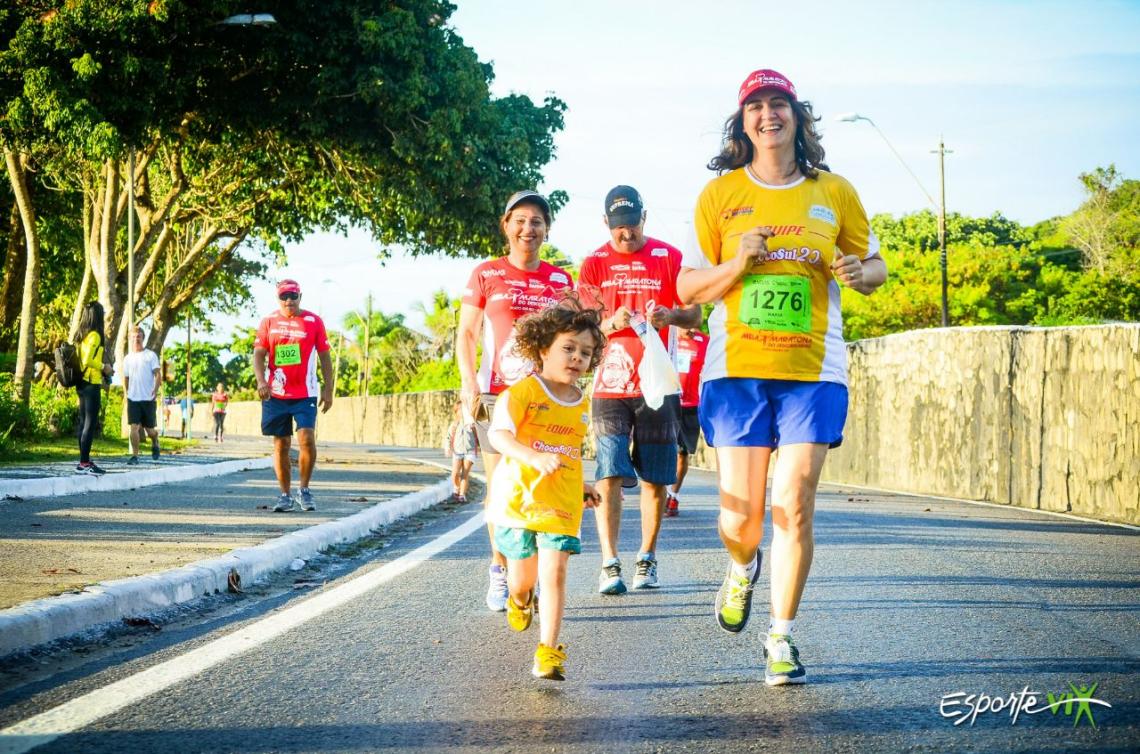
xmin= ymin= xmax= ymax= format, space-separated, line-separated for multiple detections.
xmin=54 ymin=342 xmax=81 ymax=388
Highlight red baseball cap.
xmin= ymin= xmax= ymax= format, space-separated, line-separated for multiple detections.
xmin=276 ymin=279 xmax=301 ymax=295
xmin=738 ymin=69 xmax=797 ymax=106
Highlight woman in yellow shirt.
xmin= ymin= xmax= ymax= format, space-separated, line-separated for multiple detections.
xmin=678 ymin=69 xmax=887 ymax=687
xmin=75 ymin=301 xmax=113 ymax=475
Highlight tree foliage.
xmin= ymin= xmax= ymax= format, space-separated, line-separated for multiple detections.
xmin=0 ymin=0 xmax=566 ymax=405
xmin=870 ymin=210 xmax=1033 ymax=252
xmin=1061 ymin=164 xmax=1140 ymax=274
xmin=844 ymin=167 xmax=1140 ymax=339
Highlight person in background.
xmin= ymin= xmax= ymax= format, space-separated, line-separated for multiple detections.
xmin=253 ymin=279 xmax=334 ymax=513
xmin=212 ymin=382 xmax=230 ymax=443
xmin=578 ymin=185 xmax=702 ymax=594
xmin=122 ymin=325 xmax=161 ymax=464
xmin=677 ymin=68 xmax=887 ymax=686
xmin=666 ymin=327 xmax=709 ymax=517
xmin=179 ymin=393 xmax=195 ymax=440
xmin=456 ymin=190 xmax=574 ymax=612
xmin=443 ymin=400 xmax=479 ymax=503
xmin=74 ymin=301 xmax=114 ymax=475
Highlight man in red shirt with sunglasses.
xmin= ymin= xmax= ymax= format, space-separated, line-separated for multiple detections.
xmin=253 ymin=279 xmax=334 ymax=513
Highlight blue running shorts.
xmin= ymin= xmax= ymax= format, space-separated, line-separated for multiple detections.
xmin=592 ymin=395 xmax=679 ymax=487
xmin=698 ymin=378 xmax=848 ymax=449
xmin=261 ymin=397 xmax=318 ymax=437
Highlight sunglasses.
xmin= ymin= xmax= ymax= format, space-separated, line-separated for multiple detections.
xmin=278 ymin=292 xmax=299 ymax=301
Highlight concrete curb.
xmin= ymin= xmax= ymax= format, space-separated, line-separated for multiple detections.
xmin=0 ymin=477 xmax=452 ymax=658
xmin=0 ymin=457 xmax=275 ymax=501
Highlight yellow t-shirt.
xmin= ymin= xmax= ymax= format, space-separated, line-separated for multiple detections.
xmin=486 ymin=375 xmax=591 ymax=537
xmin=682 ymin=168 xmax=879 ymax=385
xmin=78 ymin=331 xmax=104 ymax=385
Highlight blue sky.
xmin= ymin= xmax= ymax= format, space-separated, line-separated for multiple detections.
xmin=196 ymin=0 xmax=1140 ymax=343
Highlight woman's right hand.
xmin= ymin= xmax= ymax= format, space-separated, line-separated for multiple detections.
xmin=461 ymin=385 xmax=481 ymax=422
xmin=735 ymin=226 xmax=773 ymax=272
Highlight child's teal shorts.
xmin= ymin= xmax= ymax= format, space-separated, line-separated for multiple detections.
xmin=494 ymin=526 xmax=581 ymax=559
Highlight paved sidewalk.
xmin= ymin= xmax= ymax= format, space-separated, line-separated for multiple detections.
xmin=0 ymin=436 xmax=286 ymax=501
xmin=0 ymin=435 xmax=266 ymax=482
xmin=0 ymin=441 xmax=456 ymax=656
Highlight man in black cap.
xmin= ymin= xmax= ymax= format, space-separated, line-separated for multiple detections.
xmin=578 ymin=186 xmax=702 ymax=594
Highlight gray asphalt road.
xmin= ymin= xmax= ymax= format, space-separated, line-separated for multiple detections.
xmin=1 ymin=462 xmax=1137 ymax=753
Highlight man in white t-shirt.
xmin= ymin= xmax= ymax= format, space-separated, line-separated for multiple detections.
xmin=122 ymin=326 xmax=161 ymax=464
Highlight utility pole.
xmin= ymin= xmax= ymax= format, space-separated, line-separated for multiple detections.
xmin=933 ymin=138 xmax=953 ymax=327
xmin=364 ymin=292 xmax=373 ymax=399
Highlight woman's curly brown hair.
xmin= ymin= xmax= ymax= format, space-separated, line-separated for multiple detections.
xmin=707 ymin=98 xmax=829 ymax=178
xmin=511 ymin=292 xmax=606 ymax=372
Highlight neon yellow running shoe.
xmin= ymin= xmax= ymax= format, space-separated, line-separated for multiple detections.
xmin=532 ymin=643 xmax=567 ymax=681
xmin=764 ymin=634 xmax=807 ymax=686
xmin=714 ymin=556 xmax=761 ymax=633
xmin=506 ymin=592 xmax=534 ymax=632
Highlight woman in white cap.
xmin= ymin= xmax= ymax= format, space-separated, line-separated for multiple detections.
xmin=677 ymin=69 xmax=887 ymax=686
xmin=456 ymin=191 xmax=574 ymax=612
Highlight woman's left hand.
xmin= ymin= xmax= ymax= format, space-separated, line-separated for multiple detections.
xmin=831 ymin=253 xmax=865 ymax=291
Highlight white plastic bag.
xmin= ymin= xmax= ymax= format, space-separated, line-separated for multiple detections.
xmin=632 ymin=314 xmax=681 ymax=410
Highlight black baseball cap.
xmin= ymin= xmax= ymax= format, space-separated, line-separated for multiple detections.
xmin=604 ymin=185 xmax=644 ymax=228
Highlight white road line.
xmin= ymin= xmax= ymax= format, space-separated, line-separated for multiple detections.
xmin=0 ymin=510 xmax=486 ymax=754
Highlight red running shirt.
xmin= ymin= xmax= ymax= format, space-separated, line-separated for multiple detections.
xmin=674 ymin=330 xmax=709 ymax=408
xmin=578 ymin=237 xmax=685 ymax=399
xmin=461 ymin=257 xmax=574 ymax=395
xmin=255 ymin=310 xmax=331 ymax=399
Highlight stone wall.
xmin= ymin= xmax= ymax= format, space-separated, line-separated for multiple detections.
xmin=199 ymin=324 xmax=1139 ymax=525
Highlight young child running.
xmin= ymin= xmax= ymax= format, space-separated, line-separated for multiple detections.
xmin=486 ymin=299 xmax=605 ymax=681
xmin=443 ymin=400 xmax=479 ymax=503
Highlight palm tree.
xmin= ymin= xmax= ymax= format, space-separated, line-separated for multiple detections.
xmin=413 ymin=289 xmax=460 ymax=361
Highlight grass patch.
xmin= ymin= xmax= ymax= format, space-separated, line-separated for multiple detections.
xmin=0 ymin=435 xmax=198 ymax=466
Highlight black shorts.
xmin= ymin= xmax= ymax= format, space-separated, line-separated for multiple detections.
xmin=678 ymin=405 xmax=700 ymax=455
xmin=127 ymin=399 xmax=157 ymax=429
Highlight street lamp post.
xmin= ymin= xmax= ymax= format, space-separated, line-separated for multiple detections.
xmin=345 ymin=294 xmax=373 ymax=443
xmin=836 ymin=113 xmax=952 ymax=327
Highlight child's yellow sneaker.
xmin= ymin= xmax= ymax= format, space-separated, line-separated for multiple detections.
xmin=532 ymin=643 xmax=566 ymax=681
xmin=506 ymin=592 xmax=534 ymax=632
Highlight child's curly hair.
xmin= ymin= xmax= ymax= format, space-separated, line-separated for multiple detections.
xmin=512 ymin=292 xmax=606 ymax=372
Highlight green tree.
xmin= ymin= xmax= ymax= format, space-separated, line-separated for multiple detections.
xmin=163 ymin=341 xmax=226 ymax=397
xmin=539 ymin=242 xmax=579 ymax=280
xmin=0 ymin=0 xmax=565 ymax=403
xmin=1062 ymin=165 xmax=1140 ymax=274
xmin=413 ymin=289 xmax=460 ymax=361
xmin=870 ymin=210 xmax=1032 ymax=253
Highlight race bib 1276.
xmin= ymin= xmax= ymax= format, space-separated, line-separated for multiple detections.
xmin=739 ymin=275 xmax=811 ymax=332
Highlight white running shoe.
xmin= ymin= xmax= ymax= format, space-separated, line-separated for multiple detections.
xmin=486 ymin=565 xmax=508 ymax=612
xmin=598 ymin=558 xmax=627 ymax=595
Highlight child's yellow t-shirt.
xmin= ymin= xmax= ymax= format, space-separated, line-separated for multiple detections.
xmin=486 ymin=375 xmax=591 ymax=537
